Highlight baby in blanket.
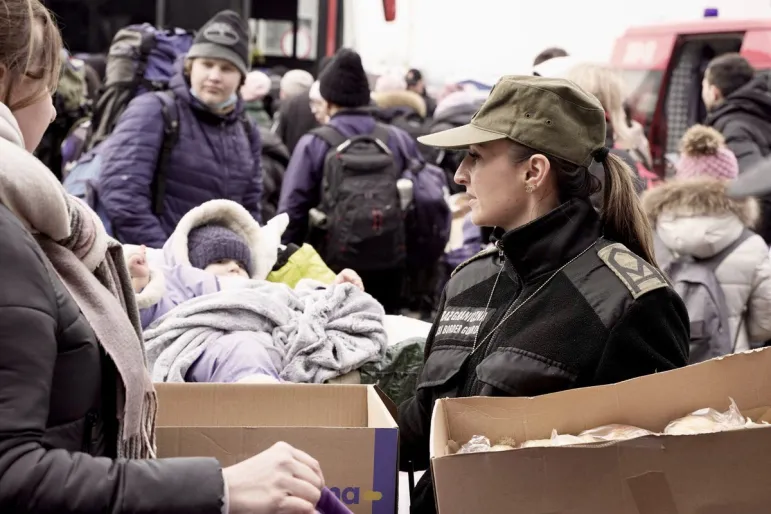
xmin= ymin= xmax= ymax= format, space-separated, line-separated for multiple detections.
xmin=127 ymin=200 xmax=364 ymax=327
xmin=126 ymin=200 xmax=365 ymax=384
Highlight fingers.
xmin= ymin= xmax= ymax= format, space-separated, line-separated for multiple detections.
xmin=281 ymin=475 xmax=322 ymax=507
xmin=289 ymin=446 xmax=325 ymax=486
xmin=277 ymin=495 xmax=317 ymax=514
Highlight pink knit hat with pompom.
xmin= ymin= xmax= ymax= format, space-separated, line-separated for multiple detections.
xmin=675 ymin=125 xmax=739 ymax=180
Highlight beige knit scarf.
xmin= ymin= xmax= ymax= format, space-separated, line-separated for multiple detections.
xmin=0 ymin=103 xmax=156 ymax=459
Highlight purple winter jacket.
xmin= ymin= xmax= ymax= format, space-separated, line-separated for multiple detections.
xmin=277 ymin=111 xmax=421 ymax=245
xmin=97 ymin=67 xmax=263 ymax=248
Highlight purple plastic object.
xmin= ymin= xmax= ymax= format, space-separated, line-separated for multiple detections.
xmin=316 ymin=487 xmax=354 ymax=514
xmin=704 ymin=7 xmax=719 ymax=17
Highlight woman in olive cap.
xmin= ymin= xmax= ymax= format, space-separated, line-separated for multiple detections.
xmin=398 ymin=75 xmax=690 ymax=513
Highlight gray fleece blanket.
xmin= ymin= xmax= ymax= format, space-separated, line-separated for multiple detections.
xmin=143 ymin=281 xmax=387 ymax=384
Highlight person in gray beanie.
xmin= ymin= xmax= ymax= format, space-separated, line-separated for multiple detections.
xmin=187 ymin=10 xmax=250 ymax=77
xmin=96 ymin=8 xmax=265 ymax=249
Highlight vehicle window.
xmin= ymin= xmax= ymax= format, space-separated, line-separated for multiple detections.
xmin=621 ymin=70 xmax=664 ymax=131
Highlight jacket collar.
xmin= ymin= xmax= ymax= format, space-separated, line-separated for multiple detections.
xmin=496 ymin=199 xmax=602 ymax=282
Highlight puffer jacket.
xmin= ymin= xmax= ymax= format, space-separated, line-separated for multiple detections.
xmin=0 ymin=102 xmax=224 ymax=513
xmin=97 ymin=65 xmax=264 ymax=248
xmin=277 ymin=110 xmax=421 ymax=245
xmin=642 ymin=178 xmax=771 ymax=351
xmin=399 ymin=198 xmax=689 ymax=514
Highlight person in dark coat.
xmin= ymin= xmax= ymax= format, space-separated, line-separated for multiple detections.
xmin=399 ymin=75 xmax=690 ymax=513
xmin=704 ymin=53 xmax=771 ymax=242
xmin=272 ymin=88 xmax=319 ymax=153
xmin=259 ymin=126 xmax=290 ymax=221
xmin=0 ymin=2 xmax=325 ymax=513
xmin=97 ymin=10 xmax=264 ymax=248
xmin=277 ymin=48 xmax=420 ymax=312
xmin=704 ymin=53 xmax=771 ymax=172
xmin=405 ymin=68 xmax=436 ymax=117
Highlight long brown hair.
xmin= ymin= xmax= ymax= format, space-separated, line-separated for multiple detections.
xmin=509 ymin=143 xmax=659 ymax=268
xmin=0 ymin=0 xmax=62 ymax=110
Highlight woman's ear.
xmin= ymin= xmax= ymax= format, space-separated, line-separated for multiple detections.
xmin=524 ymin=154 xmax=552 ymax=190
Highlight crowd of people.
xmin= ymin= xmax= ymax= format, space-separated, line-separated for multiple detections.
xmin=2 ymin=1 xmax=771 ymax=513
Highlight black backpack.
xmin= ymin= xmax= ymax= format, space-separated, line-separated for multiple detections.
xmin=309 ymin=123 xmax=406 ymax=271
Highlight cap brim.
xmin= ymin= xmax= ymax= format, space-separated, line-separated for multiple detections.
xmin=417 ymin=123 xmax=507 ymax=150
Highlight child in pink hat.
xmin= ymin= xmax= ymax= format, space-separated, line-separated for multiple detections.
xmin=675 ymin=125 xmax=739 ymax=180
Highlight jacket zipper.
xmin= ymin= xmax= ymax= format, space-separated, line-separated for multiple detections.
xmin=481 ymin=244 xmax=524 ymax=360
xmin=82 ymin=411 xmax=98 ymax=454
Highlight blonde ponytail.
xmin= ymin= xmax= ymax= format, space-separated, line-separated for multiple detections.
xmin=600 ymin=152 xmax=658 ymax=268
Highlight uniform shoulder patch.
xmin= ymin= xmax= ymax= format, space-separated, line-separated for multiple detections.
xmin=451 ymin=245 xmax=499 ymax=278
xmin=597 ymin=243 xmax=668 ymax=299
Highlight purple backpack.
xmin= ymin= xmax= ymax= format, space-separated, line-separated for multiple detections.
xmin=77 ymin=24 xmax=194 ymax=158
xmin=400 ymin=154 xmax=452 ymax=268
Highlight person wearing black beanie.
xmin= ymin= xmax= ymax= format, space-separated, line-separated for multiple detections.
xmin=318 ymin=48 xmax=372 ymax=109
xmin=278 ymin=47 xmax=427 ymax=314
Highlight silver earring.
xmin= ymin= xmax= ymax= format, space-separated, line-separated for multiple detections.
xmin=525 ymin=184 xmax=535 ymax=193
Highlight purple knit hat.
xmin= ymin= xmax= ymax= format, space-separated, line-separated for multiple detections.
xmin=187 ymin=224 xmax=252 ymax=273
xmin=675 ymin=125 xmax=739 ymax=180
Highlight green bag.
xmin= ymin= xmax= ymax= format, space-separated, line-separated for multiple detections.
xmin=360 ymin=337 xmax=426 ymax=406
xmin=57 ymin=55 xmax=88 ymax=115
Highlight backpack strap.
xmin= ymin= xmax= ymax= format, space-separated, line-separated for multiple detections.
xmin=310 ymin=125 xmax=349 ymax=150
xmin=702 ymin=228 xmax=755 ymax=271
xmin=151 ymin=90 xmax=180 ymax=216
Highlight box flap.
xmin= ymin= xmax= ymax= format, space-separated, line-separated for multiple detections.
xmin=373 ymin=385 xmax=398 ymax=422
xmin=367 ymin=386 xmax=398 ymax=428
xmin=430 ymin=398 xmax=449 ymax=458
xmin=155 ymin=383 xmax=369 ymax=428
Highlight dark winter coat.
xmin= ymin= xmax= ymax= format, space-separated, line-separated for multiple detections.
xmin=97 ymin=68 xmax=263 ymax=248
xmin=399 ymin=199 xmax=690 ymax=513
xmin=706 ymin=77 xmax=771 ymax=243
xmin=259 ymin=127 xmax=290 ymax=222
xmin=0 ymin=204 xmax=225 ymax=513
xmin=273 ymin=89 xmax=319 ymax=153
xmin=706 ymin=76 xmax=771 ymax=173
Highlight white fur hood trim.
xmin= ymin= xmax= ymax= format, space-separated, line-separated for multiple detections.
xmin=166 ymin=200 xmax=289 ymax=280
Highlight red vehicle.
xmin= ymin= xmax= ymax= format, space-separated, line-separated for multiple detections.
xmin=611 ymin=16 xmax=771 ymax=177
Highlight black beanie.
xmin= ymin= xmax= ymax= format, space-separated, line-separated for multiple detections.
xmin=319 ymin=49 xmax=371 ymax=108
xmin=187 ymin=10 xmax=250 ymax=76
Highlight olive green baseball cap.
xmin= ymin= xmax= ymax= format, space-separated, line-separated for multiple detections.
xmin=419 ymin=75 xmax=607 ymax=167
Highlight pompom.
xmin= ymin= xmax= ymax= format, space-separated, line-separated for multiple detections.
xmin=680 ymin=125 xmax=725 ymax=157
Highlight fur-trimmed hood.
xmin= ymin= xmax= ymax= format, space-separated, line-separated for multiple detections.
xmin=642 ymin=178 xmax=760 ymax=259
xmin=370 ymin=90 xmax=427 ymax=119
xmin=162 ymin=200 xmax=289 ymax=280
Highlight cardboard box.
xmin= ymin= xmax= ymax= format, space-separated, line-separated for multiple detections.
xmin=155 ymin=383 xmax=398 ymax=514
xmin=430 ymin=348 xmax=771 ymax=514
